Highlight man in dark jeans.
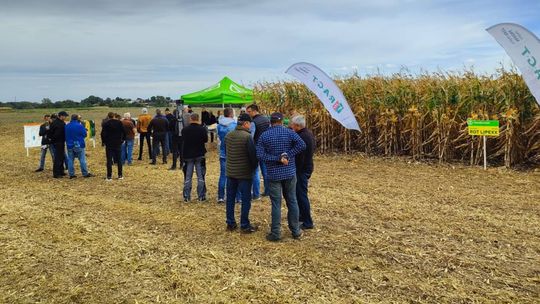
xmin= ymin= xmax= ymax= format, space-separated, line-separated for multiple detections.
xmin=137 ymin=108 xmax=152 ymax=160
xmin=181 ymin=113 xmax=208 ymax=202
xmin=291 ymin=115 xmax=316 ymax=230
xmin=35 ymin=114 xmax=52 ymax=172
xmin=169 ymin=107 xmax=191 ymax=170
xmin=165 ymin=108 xmax=175 ymax=153
xmin=247 ymin=104 xmax=270 ymax=198
xmin=224 ymin=113 xmax=258 ymax=233
xmin=148 ymin=109 xmax=169 ymax=165
xmin=49 ymin=111 xmax=69 ymax=178
xmin=256 ymin=112 xmax=306 ymax=242
xmin=101 ymin=113 xmax=126 ymax=180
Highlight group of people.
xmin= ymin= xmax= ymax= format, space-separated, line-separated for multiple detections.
xmin=36 ymin=111 xmax=93 ymax=179
xmin=35 ymin=103 xmax=316 ymax=241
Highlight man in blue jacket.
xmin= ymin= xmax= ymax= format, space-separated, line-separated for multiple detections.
xmin=217 ymin=107 xmax=239 ymax=204
xmin=65 ymin=114 xmax=92 ymax=178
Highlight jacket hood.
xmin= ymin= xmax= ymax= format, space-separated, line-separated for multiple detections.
xmin=218 ymin=116 xmax=235 ymax=127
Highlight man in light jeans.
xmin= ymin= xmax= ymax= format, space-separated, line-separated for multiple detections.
xmin=121 ymin=113 xmax=137 ymax=165
xmin=256 ymin=112 xmax=306 ymax=241
xmin=183 ymin=157 xmax=206 ymax=201
xmin=65 ymin=114 xmax=92 ymax=178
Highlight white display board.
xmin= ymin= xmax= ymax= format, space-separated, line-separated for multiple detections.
xmin=24 ymin=124 xmax=41 ymax=148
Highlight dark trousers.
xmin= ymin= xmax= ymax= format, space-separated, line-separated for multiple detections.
xmin=152 ymin=132 xmax=168 ymax=163
xmin=171 ymin=136 xmax=183 ymax=168
xmin=138 ymin=132 xmax=152 ymax=160
xmin=296 ymin=172 xmax=313 ymax=228
xmin=52 ymin=142 xmax=65 ymax=177
xmin=106 ymin=146 xmax=122 ymax=178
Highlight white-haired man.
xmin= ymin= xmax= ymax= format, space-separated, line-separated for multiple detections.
xmin=290 ymin=115 xmax=316 ymax=230
xmin=137 ymin=108 xmax=152 ymax=160
xmin=121 ymin=113 xmax=137 ymax=165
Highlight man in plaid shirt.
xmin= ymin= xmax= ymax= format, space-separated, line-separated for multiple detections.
xmin=256 ymin=112 xmax=306 ymax=241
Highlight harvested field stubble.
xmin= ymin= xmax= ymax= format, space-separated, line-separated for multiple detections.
xmin=1 ymin=109 xmax=539 ymax=303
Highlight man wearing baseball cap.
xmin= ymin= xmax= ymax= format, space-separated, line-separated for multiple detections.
xmin=256 ymin=112 xmax=306 ymax=241
xmin=49 ymin=111 xmax=69 ymax=178
xmin=224 ymin=113 xmax=259 ymax=233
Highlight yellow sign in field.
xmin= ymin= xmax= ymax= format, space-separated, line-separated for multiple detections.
xmin=467 ymin=119 xmax=500 ymax=136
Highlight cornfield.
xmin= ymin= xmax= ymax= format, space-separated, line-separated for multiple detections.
xmin=255 ymin=68 xmax=540 ymax=168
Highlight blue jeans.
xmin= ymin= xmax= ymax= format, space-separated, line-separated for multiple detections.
xmin=260 ymin=162 xmax=269 ymax=195
xmin=267 ymin=176 xmax=301 ymax=238
xmin=67 ymin=146 xmax=89 ymax=177
xmin=38 ymin=145 xmax=54 ymax=170
xmin=218 ymin=158 xmax=241 ymax=201
xmin=226 ymin=178 xmax=253 ymax=228
xmin=252 ymin=166 xmax=260 ymax=198
xmin=183 ymin=157 xmax=206 ymax=200
xmin=296 ymin=172 xmax=313 ymax=228
xmin=121 ymin=139 xmax=134 ymax=165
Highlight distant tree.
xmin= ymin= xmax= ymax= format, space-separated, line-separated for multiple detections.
xmin=149 ymin=96 xmax=170 ymax=107
xmin=111 ymin=97 xmax=130 ymax=107
xmin=54 ymin=99 xmax=79 ymax=108
xmin=41 ymin=98 xmax=53 ymax=108
xmin=81 ymin=95 xmax=103 ymax=107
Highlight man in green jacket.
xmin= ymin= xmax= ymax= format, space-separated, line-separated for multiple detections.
xmin=224 ymin=113 xmax=258 ymax=233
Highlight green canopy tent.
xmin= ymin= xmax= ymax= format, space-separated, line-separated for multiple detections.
xmin=181 ymin=77 xmax=253 ymax=107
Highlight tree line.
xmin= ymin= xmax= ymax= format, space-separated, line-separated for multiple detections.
xmin=0 ymin=95 xmax=174 ymax=109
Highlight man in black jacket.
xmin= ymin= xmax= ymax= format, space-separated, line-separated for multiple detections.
xmin=49 ymin=111 xmax=69 ymax=178
xmin=181 ymin=113 xmax=208 ymax=202
xmin=148 ymin=109 xmax=169 ymax=165
xmin=247 ymin=104 xmax=271 ymax=197
xmin=291 ymin=115 xmax=316 ymax=229
xmin=35 ymin=114 xmax=52 ymax=172
xmin=165 ymin=108 xmax=175 ymax=153
xmin=101 ymin=113 xmax=126 ymax=180
xmin=169 ymin=107 xmax=191 ymax=170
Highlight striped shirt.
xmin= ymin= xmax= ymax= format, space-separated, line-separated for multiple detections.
xmin=256 ymin=125 xmax=306 ymax=181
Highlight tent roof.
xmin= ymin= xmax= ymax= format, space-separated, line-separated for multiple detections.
xmin=181 ymin=77 xmax=253 ymax=105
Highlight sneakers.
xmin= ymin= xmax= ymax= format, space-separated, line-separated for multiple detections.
xmin=252 ymin=196 xmax=261 ymax=201
xmin=149 ymin=161 xmax=156 ymax=165
xmin=105 ymin=177 xmax=112 ymax=182
xmin=118 ymin=176 xmax=124 ymax=180
xmin=83 ymin=173 xmax=93 ymax=178
xmin=292 ymin=231 xmax=303 ymax=240
xmin=168 ymin=166 xmax=176 ymax=171
xmin=35 ymin=168 xmax=44 ymax=172
xmin=226 ymin=224 xmax=238 ymax=231
xmin=69 ymin=175 xmax=77 ymax=179
xmin=266 ymin=234 xmax=281 ymax=242
xmin=240 ymin=225 xmax=258 ymax=234
xmin=217 ymin=199 xmax=225 ymax=204
xmin=198 ymin=198 xmax=207 ymax=202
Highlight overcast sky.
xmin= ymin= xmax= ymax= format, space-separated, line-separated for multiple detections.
xmin=1 ymin=0 xmax=539 ymax=101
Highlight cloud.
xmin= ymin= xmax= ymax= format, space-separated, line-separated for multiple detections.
xmin=0 ymin=0 xmax=539 ymax=100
